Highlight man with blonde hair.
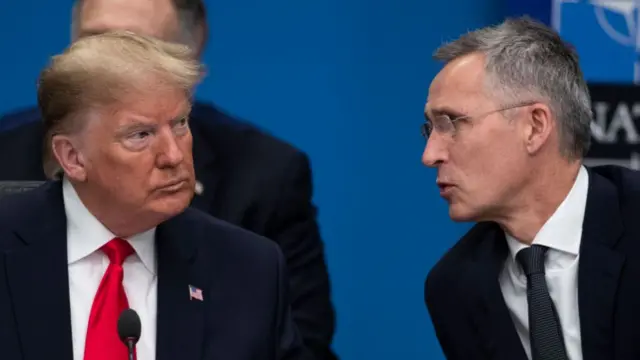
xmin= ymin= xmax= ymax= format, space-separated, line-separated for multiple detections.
xmin=0 ymin=1 xmax=337 ymax=357
xmin=0 ymin=31 xmax=311 ymax=360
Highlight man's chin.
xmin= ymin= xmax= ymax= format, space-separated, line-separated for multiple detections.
xmin=448 ymin=204 xmax=477 ymax=223
xmin=152 ymin=191 xmax=193 ymax=218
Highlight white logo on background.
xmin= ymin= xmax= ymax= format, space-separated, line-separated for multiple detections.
xmin=554 ymin=0 xmax=640 ymax=82
xmin=590 ymin=0 xmax=640 ymax=169
xmin=592 ymin=0 xmax=640 ymax=82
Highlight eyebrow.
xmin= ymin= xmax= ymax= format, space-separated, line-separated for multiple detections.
xmin=173 ymin=107 xmax=192 ymax=121
xmin=116 ymin=121 xmax=156 ymax=135
xmin=78 ymin=29 xmax=109 ymax=38
xmin=170 ymin=114 xmax=189 ymax=125
xmin=426 ymin=105 xmax=467 ymax=119
xmin=118 ymin=112 xmax=190 ymax=131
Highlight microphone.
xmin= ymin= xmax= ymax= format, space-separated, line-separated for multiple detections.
xmin=117 ymin=308 xmax=141 ymax=360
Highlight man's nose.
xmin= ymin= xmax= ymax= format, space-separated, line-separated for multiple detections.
xmin=421 ymin=132 xmax=449 ymax=167
xmin=156 ymin=130 xmax=185 ymax=168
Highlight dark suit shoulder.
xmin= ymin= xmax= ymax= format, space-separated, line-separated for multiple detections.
xmin=589 ymin=165 xmax=640 ymax=225
xmin=191 ymin=102 xmax=305 ymax=171
xmin=0 ymin=107 xmax=41 ymax=132
xmin=591 ymin=165 xmax=640 ymax=200
xmin=0 ymin=114 xmax=44 ymax=152
xmin=424 ymin=223 xmax=504 ymax=360
xmin=0 ymin=112 xmax=46 ymax=181
xmin=426 ymin=222 xmax=498 ymax=295
xmin=177 ymin=206 xmax=283 ymax=263
xmin=0 ymin=181 xmax=48 ymax=223
xmin=0 ymin=181 xmax=54 ymax=249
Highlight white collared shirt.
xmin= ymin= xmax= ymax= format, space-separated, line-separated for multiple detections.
xmin=63 ymin=178 xmax=157 ymax=360
xmin=499 ymin=166 xmax=588 ymax=360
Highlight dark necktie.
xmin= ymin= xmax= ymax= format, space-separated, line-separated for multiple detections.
xmin=516 ymin=245 xmax=568 ymax=360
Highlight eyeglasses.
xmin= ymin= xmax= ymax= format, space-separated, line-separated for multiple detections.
xmin=420 ymin=101 xmax=537 ymax=139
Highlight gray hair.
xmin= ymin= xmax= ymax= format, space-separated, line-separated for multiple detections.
xmin=433 ymin=16 xmax=592 ymax=160
xmin=70 ymin=0 xmax=202 ymax=51
xmin=173 ymin=0 xmax=203 ymax=51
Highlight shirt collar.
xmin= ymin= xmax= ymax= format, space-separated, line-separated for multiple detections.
xmin=63 ymin=177 xmax=157 ymax=274
xmin=505 ymin=165 xmax=589 ymax=259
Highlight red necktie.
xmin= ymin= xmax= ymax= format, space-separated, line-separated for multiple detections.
xmin=84 ymin=238 xmax=136 ymax=360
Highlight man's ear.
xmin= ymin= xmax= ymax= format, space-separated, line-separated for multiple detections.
xmin=522 ymin=103 xmax=554 ymax=155
xmin=51 ymin=134 xmax=87 ymax=182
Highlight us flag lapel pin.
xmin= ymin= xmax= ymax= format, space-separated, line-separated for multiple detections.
xmin=189 ymin=285 xmax=203 ymax=301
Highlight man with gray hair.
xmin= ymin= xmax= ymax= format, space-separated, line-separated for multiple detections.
xmin=423 ymin=17 xmax=640 ymax=360
xmin=0 ymin=1 xmax=337 ymax=358
xmin=0 ymin=30 xmax=311 ymax=360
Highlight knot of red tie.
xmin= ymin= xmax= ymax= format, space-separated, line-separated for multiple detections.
xmin=101 ymin=238 xmax=135 ymax=266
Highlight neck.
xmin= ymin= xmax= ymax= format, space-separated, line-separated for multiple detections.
xmin=496 ymin=158 xmax=582 ymax=244
xmin=71 ymin=182 xmax=159 ymax=238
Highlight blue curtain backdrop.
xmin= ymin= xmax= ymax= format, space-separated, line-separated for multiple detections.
xmin=0 ymin=0 xmax=503 ymax=358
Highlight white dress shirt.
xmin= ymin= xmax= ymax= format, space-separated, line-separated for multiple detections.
xmin=63 ymin=178 xmax=157 ymax=360
xmin=499 ymin=166 xmax=588 ymax=360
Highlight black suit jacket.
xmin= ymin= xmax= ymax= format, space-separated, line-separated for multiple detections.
xmin=425 ymin=165 xmax=640 ymax=360
xmin=0 ymin=102 xmax=336 ymax=359
xmin=0 ymin=180 xmax=312 ymax=360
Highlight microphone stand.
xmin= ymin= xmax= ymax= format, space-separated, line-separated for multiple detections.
xmin=125 ymin=338 xmax=135 ymax=360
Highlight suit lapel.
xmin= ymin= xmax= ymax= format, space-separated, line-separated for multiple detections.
xmin=578 ymin=169 xmax=625 ymax=360
xmin=467 ymin=223 xmax=529 ymax=360
xmin=5 ymin=182 xmax=73 ymax=360
xmin=155 ymin=211 xmax=206 ymax=360
xmin=188 ymin=106 xmax=220 ymax=214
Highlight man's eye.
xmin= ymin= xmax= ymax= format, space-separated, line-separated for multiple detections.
xmin=131 ymin=131 xmax=150 ymax=139
xmin=176 ymin=117 xmax=188 ymax=126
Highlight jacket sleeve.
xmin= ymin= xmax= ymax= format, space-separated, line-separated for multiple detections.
xmin=425 ymin=266 xmax=475 ymax=360
xmin=274 ymin=244 xmax=316 ymax=360
xmin=265 ymin=151 xmax=336 ymax=359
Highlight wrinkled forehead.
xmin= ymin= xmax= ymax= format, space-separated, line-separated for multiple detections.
xmin=83 ymin=88 xmax=192 ymax=132
xmin=78 ymin=0 xmax=178 ymax=40
xmin=425 ymin=53 xmax=490 ymax=117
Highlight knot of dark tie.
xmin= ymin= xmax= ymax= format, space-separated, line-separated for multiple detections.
xmin=516 ymin=244 xmax=548 ymax=276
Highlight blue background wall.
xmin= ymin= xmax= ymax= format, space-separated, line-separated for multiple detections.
xmin=0 ymin=0 xmax=503 ymax=358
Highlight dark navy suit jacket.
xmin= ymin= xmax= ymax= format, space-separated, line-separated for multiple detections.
xmin=425 ymin=165 xmax=640 ymax=360
xmin=0 ymin=180 xmax=313 ymax=360
xmin=0 ymin=102 xmax=336 ymax=359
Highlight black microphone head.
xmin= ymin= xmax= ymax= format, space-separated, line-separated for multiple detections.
xmin=117 ymin=308 xmax=141 ymax=345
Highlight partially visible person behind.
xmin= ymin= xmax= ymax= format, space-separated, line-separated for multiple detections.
xmin=422 ymin=17 xmax=640 ymax=360
xmin=0 ymin=0 xmax=337 ymax=358
xmin=0 ymin=30 xmax=311 ymax=360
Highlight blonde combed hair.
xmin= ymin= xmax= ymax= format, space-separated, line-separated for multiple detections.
xmin=37 ymin=30 xmax=204 ymax=179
